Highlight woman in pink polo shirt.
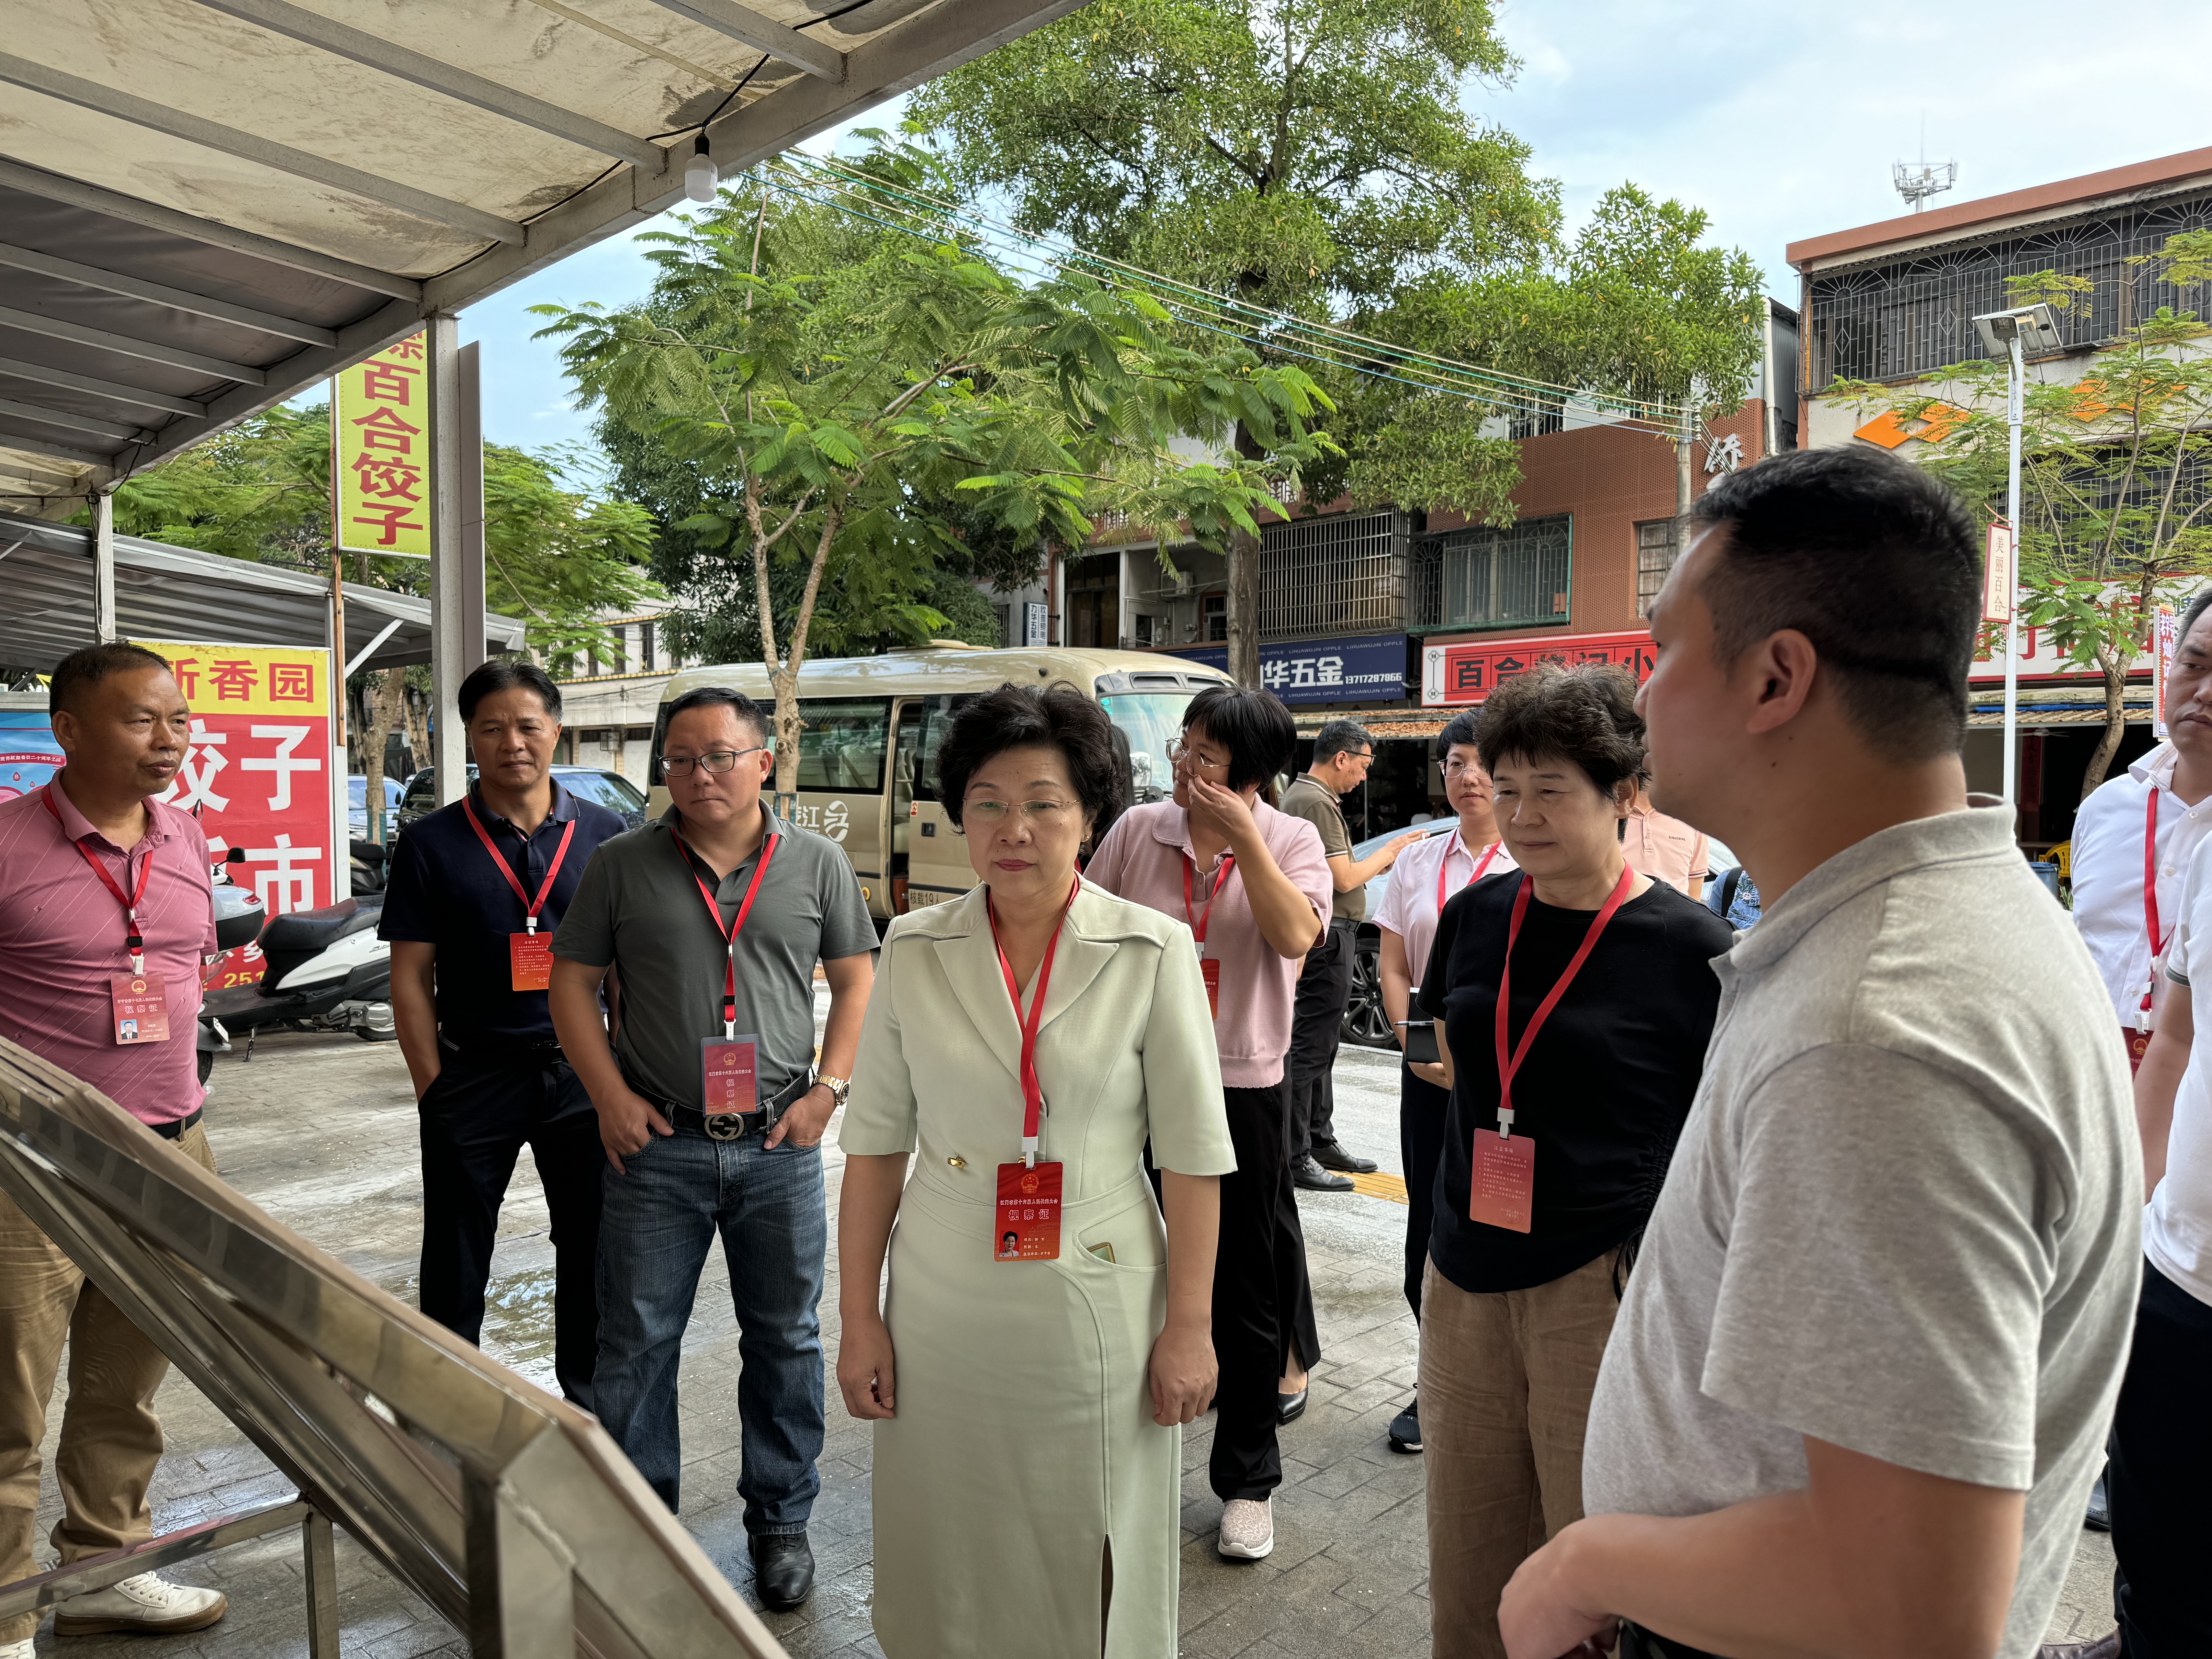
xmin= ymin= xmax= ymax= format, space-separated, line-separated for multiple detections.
xmin=1085 ymin=684 xmax=1333 ymax=1563
xmin=1372 ymin=706 xmax=1516 ymax=1456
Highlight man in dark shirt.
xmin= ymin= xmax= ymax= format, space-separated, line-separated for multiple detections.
xmin=378 ymin=659 xmax=628 ymax=1408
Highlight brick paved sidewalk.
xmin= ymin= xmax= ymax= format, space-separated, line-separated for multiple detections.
xmin=18 ymin=1027 xmax=2116 ymax=1657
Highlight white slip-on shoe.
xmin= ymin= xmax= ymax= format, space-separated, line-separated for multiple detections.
xmin=4 ymin=1635 xmax=37 ymax=1659
xmin=1217 ymin=1497 xmax=1275 ymax=1561
xmin=52 ymin=1572 xmax=228 ymax=1636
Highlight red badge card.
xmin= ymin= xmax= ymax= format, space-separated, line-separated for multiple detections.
xmin=994 ymin=1160 xmax=1063 ymax=1261
xmin=700 ymin=1034 xmax=758 ymax=1113
xmin=2124 ymin=1025 xmax=2152 ymax=1075
xmin=110 ymin=974 xmax=171 ymax=1045
xmin=509 ymin=931 xmax=553 ymax=993
xmin=1470 ymin=1131 xmax=1534 ymax=1234
xmin=1200 ymin=956 xmax=1221 ymax=1021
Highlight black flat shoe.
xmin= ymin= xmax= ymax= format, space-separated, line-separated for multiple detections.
xmin=1389 ymin=1398 xmax=1422 ymax=1453
xmin=2085 ymin=1471 xmax=2110 ymax=1532
xmin=748 ymin=1530 xmax=814 ymax=1612
xmin=1277 ymin=1388 xmax=1307 ymax=1425
xmin=1292 ymin=1155 xmax=1352 ymax=1192
xmin=1311 ymin=1139 xmax=1378 ymax=1174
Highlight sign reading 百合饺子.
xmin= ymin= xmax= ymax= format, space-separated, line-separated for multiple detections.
xmin=333 ymin=334 xmax=429 ymax=557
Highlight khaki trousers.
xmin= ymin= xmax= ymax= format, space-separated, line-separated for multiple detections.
xmin=1419 ymin=1249 xmax=1622 ymax=1659
xmin=0 ymin=1121 xmax=215 ymax=1642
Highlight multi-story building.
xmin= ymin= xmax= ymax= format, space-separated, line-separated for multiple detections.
xmin=548 ymin=596 xmax=692 ymax=779
xmin=1789 ymin=145 xmax=2212 ymax=851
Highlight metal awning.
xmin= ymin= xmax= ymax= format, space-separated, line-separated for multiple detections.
xmin=0 ymin=0 xmax=1082 ymax=517
xmin=0 ymin=516 xmax=523 ymax=673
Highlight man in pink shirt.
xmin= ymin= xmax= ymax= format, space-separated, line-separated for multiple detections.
xmin=0 ymin=644 xmax=230 ymax=1651
xmin=1086 ymin=684 xmax=1334 ymax=1562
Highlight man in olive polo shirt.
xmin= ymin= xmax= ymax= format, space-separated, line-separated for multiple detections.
xmin=548 ymin=687 xmax=875 ymax=1614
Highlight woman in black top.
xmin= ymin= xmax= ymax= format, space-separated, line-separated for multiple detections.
xmin=1416 ymin=663 xmax=1732 ymax=1659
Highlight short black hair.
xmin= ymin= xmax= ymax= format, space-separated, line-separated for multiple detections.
xmin=1686 ymin=447 xmax=1981 ymax=762
xmin=665 ymin=685 xmax=768 ymax=746
xmin=1474 ymin=663 xmax=1647 ymax=795
xmin=1311 ymin=719 xmax=1374 ymax=764
xmin=938 ymin=682 xmax=1126 ymax=833
xmin=1436 ymin=709 xmax=1481 ymax=760
xmin=1183 ymin=685 xmax=1297 ymax=792
xmin=2177 ymin=585 xmax=2212 ymax=652
xmin=458 ymin=657 xmax=562 ymax=723
xmin=49 ymin=642 xmax=171 ymax=717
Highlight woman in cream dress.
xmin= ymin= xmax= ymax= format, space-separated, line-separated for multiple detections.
xmin=836 ymin=684 xmax=1235 ymax=1658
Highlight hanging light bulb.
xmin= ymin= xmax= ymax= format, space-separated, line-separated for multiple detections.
xmin=684 ymin=134 xmax=718 ymax=204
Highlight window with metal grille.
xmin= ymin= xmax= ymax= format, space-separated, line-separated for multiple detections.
xmin=1259 ymin=509 xmax=1408 ymax=638
xmin=1636 ymin=520 xmax=1679 ymax=618
xmin=1805 ymin=186 xmax=2212 ymax=391
xmin=1203 ymin=594 xmax=1227 ymax=641
xmin=639 ymin=621 xmax=655 ymax=671
xmin=1409 ymin=515 xmax=1572 ymax=630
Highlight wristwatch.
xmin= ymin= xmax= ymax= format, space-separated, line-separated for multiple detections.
xmin=813 ymin=1071 xmax=851 ymax=1109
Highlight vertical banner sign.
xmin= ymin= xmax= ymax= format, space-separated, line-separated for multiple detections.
xmin=333 ymin=333 xmax=430 ymax=556
xmin=1983 ymin=522 xmax=2015 ymax=624
xmin=145 ymin=642 xmax=337 ymax=936
xmin=2154 ymin=607 xmax=2179 ymax=740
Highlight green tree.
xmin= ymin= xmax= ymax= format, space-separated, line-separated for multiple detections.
xmin=910 ymin=0 xmax=1765 ymax=680
xmin=1827 ymin=240 xmax=2212 ymax=796
xmin=534 ymin=157 xmax=1334 ymax=801
xmin=95 ymin=406 xmax=659 ymax=659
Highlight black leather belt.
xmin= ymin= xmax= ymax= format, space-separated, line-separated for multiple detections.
xmin=649 ymin=1072 xmax=815 ymax=1142
xmin=1620 ymin=1622 xmax=1726 ymax=1659
xmin=152 ymin=1107 xmax=204 ymax=1142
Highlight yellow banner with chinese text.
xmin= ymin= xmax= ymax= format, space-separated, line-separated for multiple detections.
xmin=333 ymin=333 xmax=430 ymax=557
xmin=142 ymin=642 xmax=330 ymax=719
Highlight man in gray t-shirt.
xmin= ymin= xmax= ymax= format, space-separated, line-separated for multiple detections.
xmin=549 ymin=687 xmax=875 ymax=1614
xmin=1499 ymin=450 xmax=2139 ymax=1659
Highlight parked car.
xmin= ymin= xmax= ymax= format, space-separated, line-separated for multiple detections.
xmin=393 ymin=764 xmax=648 ymax=833
xmin=349 ymin=773 xmax=403 ymax=838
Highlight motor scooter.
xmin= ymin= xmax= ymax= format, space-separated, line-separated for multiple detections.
xmin=196 ymin=849 xmax=268 ymax=1086
xmin=198 ymin=853 xmax=395 ymax=1065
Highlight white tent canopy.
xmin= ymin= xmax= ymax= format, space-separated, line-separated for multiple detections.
xmin=0 ymin=0 xmax=1081 ymax=513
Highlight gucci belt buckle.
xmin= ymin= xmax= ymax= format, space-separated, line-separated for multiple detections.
xmin=704 ymin=1111 xmax=747 ymax=1142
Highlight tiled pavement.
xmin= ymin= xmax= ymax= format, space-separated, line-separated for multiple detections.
xmin=21 ymin=1018 xmax=2116 ymax=1657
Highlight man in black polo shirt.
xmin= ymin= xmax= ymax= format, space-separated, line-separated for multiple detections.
xmin=378 ymin=659 xmax=629 ymax=1408
xmin=548 ymin=686 xmax=875 ymax=1614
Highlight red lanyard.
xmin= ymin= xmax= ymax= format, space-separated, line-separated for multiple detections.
xmin=43 ymin=784 xmax=153 ymax=974
xmin=672 ymin=826 xmax=781 ymax=1037
xmin=1182 ymin=853 xmax=1236 ymax=947
xmin=1438 ymin=835 xmax=1504 ymax=915
xmin=1492 ymin=865 xmax=1635 ymax=1130
xmin=2143 ymin=788 xmax=2168 ymax=1020
xmin=463 ymin=796 xmax=577 ymax=935
xmin=988 ymin=879 xmax=1080 ymax=1166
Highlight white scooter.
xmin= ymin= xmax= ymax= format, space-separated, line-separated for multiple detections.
xmin=198 ymin=848 xmax=395 ymax=1073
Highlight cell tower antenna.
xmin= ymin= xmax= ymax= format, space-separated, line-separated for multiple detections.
xmin=1893 ymin=117 xmax=1956 ymax=213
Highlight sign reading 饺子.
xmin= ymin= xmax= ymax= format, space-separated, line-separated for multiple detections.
xmin=333 ymin=334 xmax=430 ymax=557
xmin=144 ymin=641 xmax=338 ymax=920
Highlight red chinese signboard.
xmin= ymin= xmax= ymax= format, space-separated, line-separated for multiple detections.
xmin=1421 ymin=629 xmax=1658 ymax=707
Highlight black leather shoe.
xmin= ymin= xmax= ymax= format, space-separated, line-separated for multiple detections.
xmin=1389 ymin=1397 xmax=1422 ymax=1453
xmin=2085 ymin=1471 xmax=2110 ymax=1531
xmin=1311 ymin=1139 xmax=1377 ymax=1174
xmin=748 ymin=1531 xmax=814 ymax=1612
xmin=1277 ymin=1388 xmax=1307 ymax=1424
xmin=2036 ymin=1633 xmax=2118 ymax=1659
xmin=1292 ymin=1154 xmax=1353 ymax=1192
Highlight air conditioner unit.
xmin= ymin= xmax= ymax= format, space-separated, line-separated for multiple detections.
xmin=1169 ymin=572 xmax=1196 ymax=597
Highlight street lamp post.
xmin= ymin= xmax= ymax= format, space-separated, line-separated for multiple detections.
xmin=1971 ymin=304 xmax=2064 ymax=807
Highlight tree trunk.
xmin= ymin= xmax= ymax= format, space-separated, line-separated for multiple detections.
xmin=371 ymin=666 xmax=410 ymax=778
xmin=1227 ymin=526 xmax=1261 ymax=687
xmin=2079 ymin=655 xmax=2129 ymax=801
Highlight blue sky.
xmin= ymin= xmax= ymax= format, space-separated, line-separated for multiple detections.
xmin=459 ymin=0 xmax=2212 ymax=455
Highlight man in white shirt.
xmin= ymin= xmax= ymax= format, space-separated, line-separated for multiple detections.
xmin=2071 ymin=587 xmax=2212 ymax=1072
xmin=2113 ymin=832 xmax=2212 ymax=1659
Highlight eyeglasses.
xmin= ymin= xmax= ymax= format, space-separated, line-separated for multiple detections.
xmin=1438 ymin=760 xmax=1486 ymax=780
xmin=1166 ymin=739 xmax=1230 ymax=774
xmin=963 ymin=797 xmax=1078 ymax=826
xmin=661 ymin=745 xmax=768 ymax=776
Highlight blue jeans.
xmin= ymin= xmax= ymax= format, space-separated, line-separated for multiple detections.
xmin=593 ymin=1129 xmax=827 ymax=1534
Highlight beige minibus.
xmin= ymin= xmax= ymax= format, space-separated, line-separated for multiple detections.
xmin=648 ymin=644 xmax=1235 ymax=919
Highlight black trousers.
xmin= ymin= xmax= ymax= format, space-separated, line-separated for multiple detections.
xmin=1287 ymin=918 xmax=1356 ymax=1161
xmin=417 ymin=1042 xmax=605 ymax=1408
xmin=2110 ymin=1256 xmax=2212 ymax=1658
xmin=1208 ymin=1081 xmax=1322 ymax=1502
xmin=1398 ymin=1062 xmax=1451 ymax=1322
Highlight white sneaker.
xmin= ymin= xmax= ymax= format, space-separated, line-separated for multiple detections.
xmin=52 ymin=1571 xmax=228 ymax=1636
xmin=4 ymin=1637 xmax=36 ymax=1659
xmin=1217 ymin=1497 xmax=1274 ymax=1560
